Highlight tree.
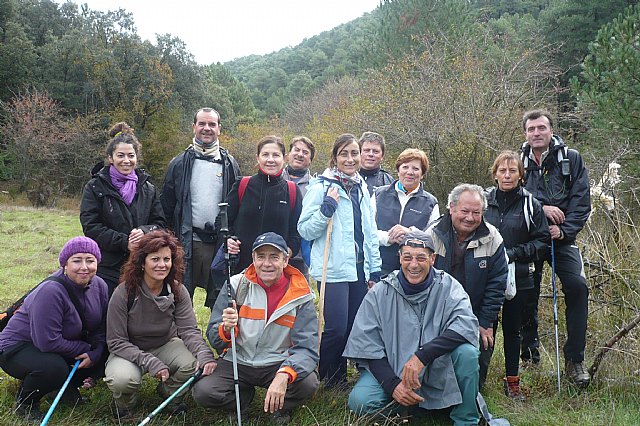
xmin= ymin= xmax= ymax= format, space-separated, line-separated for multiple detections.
xmin=572 ymin=5 xmax=640 ymax=169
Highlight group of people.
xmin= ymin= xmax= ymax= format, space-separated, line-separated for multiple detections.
xmin=0 ymin=107 xmax=592 ymax=426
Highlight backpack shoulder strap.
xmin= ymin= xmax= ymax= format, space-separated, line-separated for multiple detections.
xmin=127 ymin=289 xmax=137 ymax=312
xmin=286 ymin=180 xmax=296 ymax=211
xmin=238 ymin=176 xmax=250 ymax=204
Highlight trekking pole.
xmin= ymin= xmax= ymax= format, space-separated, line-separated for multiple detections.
xmin=551 ymin=239 xmax=561 ymax=392
xmin=219 ymin=202 xmax=243 ymax=426
xmin=40 ymin=359 xmax=81 ymax=426
xmin=137 ymin=369 xmax=203 ymax=426
xmin=318 ymin=217 xmax=334 ymax=349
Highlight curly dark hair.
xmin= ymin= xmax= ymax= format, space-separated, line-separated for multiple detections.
xmin=120 ymin=230 xmax=185 ymax=300
xmin=106 ymin=121 xmax=142 ymax=159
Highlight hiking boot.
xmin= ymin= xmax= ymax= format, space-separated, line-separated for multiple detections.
xmin=226 ymin=410 xmax=249 ymax=424
xmin=113 ymin=403 xmax=140 ymax=423
xmin=61 ymin=386 xmax=89 ymax=406
xmin=503 ymin=376 xmax=526 ymax=401
xmin=271 ymin=410 xmax=291 ymax=424
xmin=14 ymin=400 xmax=44 ymax=424
xmin=566 ymin=360 xmax=590 ymax=388
xmin=156 ymin=382 xmax=188 ymax=416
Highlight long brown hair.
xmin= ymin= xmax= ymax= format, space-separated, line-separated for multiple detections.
xmin=120 ymin=230 xmax=185 ymax=300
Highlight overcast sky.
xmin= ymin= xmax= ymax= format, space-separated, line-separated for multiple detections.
xmin=57 ymin=0 xmax=381 ymax=64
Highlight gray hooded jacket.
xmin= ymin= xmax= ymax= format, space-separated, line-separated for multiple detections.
xmin=343 ymin=269 xmax=478 ymax=409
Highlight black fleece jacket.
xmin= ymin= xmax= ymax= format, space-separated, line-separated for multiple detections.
xmin=226 ymin=170 xmax=302 ymax=273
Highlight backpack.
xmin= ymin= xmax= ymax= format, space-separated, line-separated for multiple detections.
xmin=238 ymin=176 xmax=296 ymax=211
xmin=0 ymin=276 xmax=89 ymax=339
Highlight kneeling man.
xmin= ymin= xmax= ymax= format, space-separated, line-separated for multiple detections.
xmin=192 ymin=232 xmax=319 ymax=424
xmin=344 ymin=231 xmax=480 ymax=425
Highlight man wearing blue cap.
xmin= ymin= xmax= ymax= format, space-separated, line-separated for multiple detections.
xmin=192 ymin=232 xmax=319 ymax=424
xmin=344 ymin=231 xmax=480 ymax=425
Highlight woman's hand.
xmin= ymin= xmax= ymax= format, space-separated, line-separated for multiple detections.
xmin=327 ymin=187 xmax=340 ymax=203
xmin=128 ymin=228 xmax=144 ymax=251
xmin=76 ymin=353 xmax=94 ymax=369
xmin=155 ymin=368 xmax=170 ymax=382
xmin=388 ymin=225 xmax=410 ymax=244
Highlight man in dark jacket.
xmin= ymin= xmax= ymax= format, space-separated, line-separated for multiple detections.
xmin=358 ymin=131 xmax=394 ymax=196
xmin=425 ymin=183 xmax=507 ymax=388
xmin=520 ymin=109 xmax=591 ymax=387
xmin=161 ymin=108 xmax=240 ymax=306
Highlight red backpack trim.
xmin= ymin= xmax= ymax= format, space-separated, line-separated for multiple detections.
xmin=238 ymin=176 xmax=296 ymax=211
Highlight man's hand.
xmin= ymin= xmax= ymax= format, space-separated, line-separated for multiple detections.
xmin=391 ymin=381 xmax=424 ymax=407
xmin=199 ymin=361 xmax=217 ymax=376
xmin=222 ymin=301 xmax=238 ymax=332
xmin=75 ymin=353 xmax=93 ymax=369
xmin=549 ymin=224 xmax=563 ymax=240
xmin=543 ymin=205 xmax=565 ymax=225
xmin=401 ymin=355 xmax=425 ymax=390
xmin=227 ymin=238 xmax=241 ymax=255
xmin=264 ymin=372 xmax=289 ymax=413
xmin=479 ymin=326 xmax=494 ymax=350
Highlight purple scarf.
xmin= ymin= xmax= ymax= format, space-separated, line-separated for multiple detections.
xmin=109 ymin=166 xmax=138 ymax=205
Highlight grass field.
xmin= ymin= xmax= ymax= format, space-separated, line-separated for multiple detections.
xmin=1 ymin=203 xmax=640 ymax=425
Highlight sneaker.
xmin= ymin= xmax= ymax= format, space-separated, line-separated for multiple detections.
xmin=271 ymin=410 xmax=291 ymax=424
xmin=503 ymin=376 xmax=526 ymax=401
xmin=566 ymin=360 xmax=590 ymax=388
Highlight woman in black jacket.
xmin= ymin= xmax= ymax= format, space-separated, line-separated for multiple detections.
xmin=226 ymin=135 xmax=302 ymax=273
xmin=484 ymin=150 xmax=550 ymax=401
xmin=80 ymin=122 xmax=166 ymax=296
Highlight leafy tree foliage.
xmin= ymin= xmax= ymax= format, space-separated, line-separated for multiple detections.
xmin=572 ymin=5 xmax=640 ymax=170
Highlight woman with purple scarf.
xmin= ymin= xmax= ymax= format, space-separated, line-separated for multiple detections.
xmin=80 ymin=122 xmax=166 ymax=296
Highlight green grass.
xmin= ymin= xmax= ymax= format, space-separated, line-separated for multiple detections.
xmin=1 ymin=204 xmax=639 ymax=425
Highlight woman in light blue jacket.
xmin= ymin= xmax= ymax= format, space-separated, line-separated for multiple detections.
xmin=298 ymin=133 xmax=381 ymax=387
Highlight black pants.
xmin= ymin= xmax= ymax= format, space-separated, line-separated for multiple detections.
xmin=479 ymin=320 xmax=497 ymax=389
xmin=0 ymin=342 xmax=104 ymax=405
xmin=502 ymin=290 xmax=526 ymax=376
xmin=520 ymin=242 xmax=589 ymax=363
xmin=192 ymin=359 xmax=319 ymax=412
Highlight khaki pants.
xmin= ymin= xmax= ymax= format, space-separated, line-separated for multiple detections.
xmin=104 ymin=337 xmax=197 ymax=409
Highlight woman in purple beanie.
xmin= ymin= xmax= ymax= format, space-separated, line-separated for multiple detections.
xmin=80 ymin=122 xmax=166 ymax=297
xmin=0 ymin=236 xmax=109 ymax=423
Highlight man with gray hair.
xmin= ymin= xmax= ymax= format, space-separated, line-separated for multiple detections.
xmin=425 ymin=183 xmax=507 ymax=388
xmin=358 ymin=131 xmax=394 ymax=195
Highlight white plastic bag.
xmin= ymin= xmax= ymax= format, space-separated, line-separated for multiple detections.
xmin=505 ymin=262 xmax=517 ymax=300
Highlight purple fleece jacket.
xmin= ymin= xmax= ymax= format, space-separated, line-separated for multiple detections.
xmin=0 ymin=269 xmax=108 ymax=362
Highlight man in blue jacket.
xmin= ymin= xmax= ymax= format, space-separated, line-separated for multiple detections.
xmin=519 ymin=109 xmax=591 ymax=387
xmin=426 ymin=184 xmax=507 ymax=389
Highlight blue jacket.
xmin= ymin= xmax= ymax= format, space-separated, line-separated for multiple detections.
xmin=298 ymin=169 xmax=381 ymax=282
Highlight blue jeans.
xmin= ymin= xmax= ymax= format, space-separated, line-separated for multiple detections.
xmin=318 ymin=265 xmax=366 ymax=386
xmin=348 ymin=343 xmax=480 ymax=426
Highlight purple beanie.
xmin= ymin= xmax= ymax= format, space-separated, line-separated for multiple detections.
xmin=59 ymin=236 xmax=102 ymax=266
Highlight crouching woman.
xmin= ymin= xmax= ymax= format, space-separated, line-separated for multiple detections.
xmin=104 ymin=230 xmax=216 ymax=421
xmin=0 ymin=237 xmax=108 ymax=423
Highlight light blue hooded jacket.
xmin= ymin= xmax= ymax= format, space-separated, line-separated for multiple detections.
xmin=297 ymin=169 xmax=381 ymax=283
